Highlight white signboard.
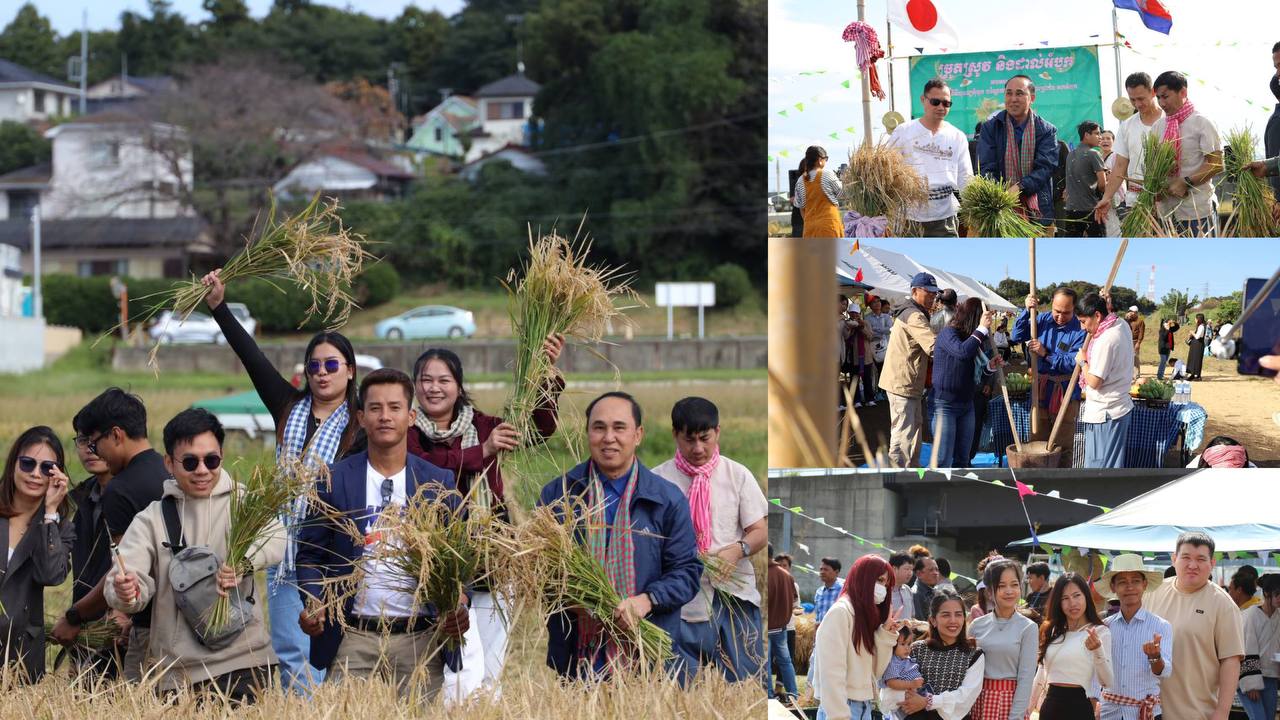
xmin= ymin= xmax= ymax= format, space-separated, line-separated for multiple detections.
xmin=655 ymin=282 xmax=716 ymax=339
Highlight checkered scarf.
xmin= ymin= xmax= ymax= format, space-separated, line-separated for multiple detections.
xmin=1161 ymin=100 xmax=1196 ymax=169
xmin=277 ymin=394 xmax=349 ymax=575
xmin=1004 ymin=111 xmax=1041 ymax=214
xmin=674 ymin=448 xmax=719 ymax=554
xmin=1101 ymin=691 xmax=1159 ymax=720
xmin=576 ymin=460 xmax=640 ymax=670
xmin=413 ymin=402 xmax=488 ymax=509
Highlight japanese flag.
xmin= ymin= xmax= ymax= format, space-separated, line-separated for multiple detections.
xmin=887 ymin=0 xmax=959 ymax=51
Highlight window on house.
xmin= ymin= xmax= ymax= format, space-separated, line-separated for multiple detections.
xmin=163 ymin=258 xmax=185 ymax=278
xmin=7 ymin=191 xmax=39 ymax=220
xmin=435 ymin=127 xmax=443 ymax=142
xmin=90 ymin=139 xmax=122 ymax=167
xmin=34 ymin=90 xmax=46 ymax=113
xmin=78 ymin=259 xmax=128 ymax=277
xmin=486 ymin=101 xmax=525 ymax=121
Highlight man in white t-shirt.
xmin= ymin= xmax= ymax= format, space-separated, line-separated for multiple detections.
xmin=887 ymin=77 xmax=974 ymax=237
xmin=1150 ymin=70 xmax=1224 ymax=236
xmin=653 ymin=397 xmax=768 ymax=684
xmin=1095 ymin=72 xmax=1164 ymax=226
xmin=1075 ymin=292 xmax=1134 ymax=469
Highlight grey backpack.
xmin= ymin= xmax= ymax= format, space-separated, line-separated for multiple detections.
xmin=161 ymin=496 xmax=254 ymax=650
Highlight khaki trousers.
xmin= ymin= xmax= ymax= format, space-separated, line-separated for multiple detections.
xmin=887 ymin=392 xmax=924 ymax=468
xmin=1030 ymin=398 xmax=1079 ymax=468
xmin=330 ymin=627 xmax=445 ymax=700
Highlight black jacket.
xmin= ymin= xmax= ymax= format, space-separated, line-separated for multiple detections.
xmin=0 ymin=511 xmax=74 ymax=680
xmin=1158 ymin=322 xmax=1181 ymax=353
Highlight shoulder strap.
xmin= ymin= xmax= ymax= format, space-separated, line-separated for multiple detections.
xmin=160 ymin=496 xmax=185 ymax=553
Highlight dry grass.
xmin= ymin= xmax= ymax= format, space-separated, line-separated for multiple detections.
xmin=840 ymin=143 xmax=928 ymax=235
xmin=792 ymin=614 xmax=816 ymax=675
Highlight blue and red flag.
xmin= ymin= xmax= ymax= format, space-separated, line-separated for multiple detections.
xmin=1113 ymin=0 xmax=1173 ymax=35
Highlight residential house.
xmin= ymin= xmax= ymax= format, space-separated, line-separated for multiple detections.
xmin=0 ymin=58 xmax=78 ymax=123
xmin=458 ymin=144 xmax=546 ymax=182
xmin=84 ymin=74 xmax=176 ymax=113
xmin=406 ymin=95 xmax=478 ymax=159
xmin=465 ymin=72 xmax=540 ymax=162
xmin=272 ymin=144 xmax=416 ymax=201
xmin=0 ymin=216 xmax=214 ymax=279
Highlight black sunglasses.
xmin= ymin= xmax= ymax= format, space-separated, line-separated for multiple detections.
xmin=927 ymin=97 xmax=953 ymax=108
xmin=179 ymin=454 xmax=222 ymax=473
xmin=306 ymin=358 xmax=345 ymax=375
xmin=87 ymin=430 xmax=113 ymax=458
xmin=17 ymin=456 xmax=60 ymax=477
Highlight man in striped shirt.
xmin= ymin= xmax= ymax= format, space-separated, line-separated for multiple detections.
xmin=1096 ymin=554 xmax=1174 ymax=720
xmin=813 ymin=557 xmax=845 ymax=624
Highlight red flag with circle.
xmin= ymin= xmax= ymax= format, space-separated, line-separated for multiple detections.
xmin=887 ymin=0 xmax=960 ymax=50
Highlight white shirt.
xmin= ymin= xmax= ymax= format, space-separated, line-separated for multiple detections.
xmin=1151 ymin=111 xmax=1222 ymax=221
xmin=1081 ymin=318 xmax=1135 ymax=423
xmin=353 ymin=462 xmax=419 ymax=618
xmin=891 ymin=583 xmax=915 ymax=620
xmin=1034 ymin=626 xmax=1115 ymax=701
xmin=887 ymin=118 xmax=974 ymax=222
xmin=1114 ymin=110 xmax=1163 ymax=206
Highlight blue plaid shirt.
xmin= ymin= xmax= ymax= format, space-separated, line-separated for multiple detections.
xmin=814 ymin=579 xmax=845 ymax=623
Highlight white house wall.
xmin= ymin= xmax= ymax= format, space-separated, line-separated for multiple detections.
xmin=42 ymin=125 xmax=191 ymax=219
xmin=272 ymin=156 xmax=378 ymax=197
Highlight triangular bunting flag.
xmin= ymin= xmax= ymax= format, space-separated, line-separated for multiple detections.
xmin=1046 ymin=490 xmax=1060 ymax=498
xmin=916 ymin=468 xmax=926 ymax=479
xmin=794 ymin=102 xmax=805 ymax=112
xmin=842 ymin=79 xmax=852 ymax=89
xmin=829 ymin=132 xmax=839 ymax=140
xmin=796 ymin=542 xmax=810 ymax=554
xmin=1101 ymin=506 xmax=1112 ymax=513
xmin=990 ymin=479 xmax=1006 ymax=486
xmin=940 ymin=469 xmax=953 ymax=480
xmin=1015 ymin=480 xmax=1035 ymax=498
xmin=813 ymin=517 xmax=826 ymax=524
xmin=964 ymin=472 xmax=980 ymax=479
xmin=770 ymin=498 xmax=782 ymax=505
xmin=778 ymin=110 xmax=789 ymax=117
xmin=789 ymin=506 xmax=803 ymax=513
xmin=852 ymin=239 xmax=860 ymax=252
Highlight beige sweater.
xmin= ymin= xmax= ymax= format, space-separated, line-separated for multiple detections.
xmin=878 ymin=303 xmax=937 ymax=398
xmin=815 ymin=595 xmax=898 ymax=720
xmin=104 ymin=470 xmax=285 ymax=690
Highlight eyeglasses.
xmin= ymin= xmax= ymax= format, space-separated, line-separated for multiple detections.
xmin=17 ymin=456 xmax=60 ymax=477
xmin=380 ymin=478 xmax=394 ymax=507
xmin=306 ymin=358 xmax=346 ymax=375
xmin=179 ymin=454 xmax=222 ymax=473
xmin=927 ymin=98 xmax=952 ymax=108
xmin=87 ymin=430 xmax=113 ymax=458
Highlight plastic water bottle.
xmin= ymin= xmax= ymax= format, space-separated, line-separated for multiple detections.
xmin=1181 ymin=381 xmax=1191 ymax=403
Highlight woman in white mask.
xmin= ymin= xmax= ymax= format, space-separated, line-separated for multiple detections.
xmin=814 ymin=554 xmax=907 ymax=720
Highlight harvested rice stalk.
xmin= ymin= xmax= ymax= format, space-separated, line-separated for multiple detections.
xmin=128 ymin=193 xmax=373 ymax=368
xmin=1223 ymin=127 xmax=1279 ymax=237
xmin=44 ymin=618 xmax=121 ymax=651
xmin=207 ymin=458 xmax=317 ymax=632
xmin=1119 ymin=134 xmax=1179 ymax=237
xmin=840 ymin=143 xmax=928 ymax=235
xmin=958 ymin=176 xmax=1045 ymax=237
xmin=500 ymin=228 xmax=639 ymax=456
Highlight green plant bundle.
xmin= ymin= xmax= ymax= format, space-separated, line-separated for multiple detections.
xmin=1137 ymin=378 xmax=1174 ymax=401
xmin=43 ymin=618 xmax=121 ymax=651
xmin=1120 ymin=134 xmax=1179 ymax=237
xmin=958 ymin=176 xmax=1044 ymax=237
xmin=1004 ymin=372 xmax=1031 ymax=393
xmin=1223 ymin=127 xmax=1280 ymax=237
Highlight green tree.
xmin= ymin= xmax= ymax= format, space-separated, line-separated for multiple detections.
xmin=1212 ymin=291 xmax=1242 ymax=325
xmin=202 ymin=0 xmax=251 ymax=28
xmin=0 ymin=4 xmax=61 ymax=78
xmin=390 ymin=6 xmax=449 ymax=115
xmin=429 ymin=0 xmax=535 ymax=96
xmin=258 ymin=4 xmax=391 ymax=82
xmin=993 ymin=278 xmax=1031 ymax=304
xmin=118 ymin=0 xmax=193 ymax=78
xmin=0 ymin=120 xmax=51 ymax=175
xmin=1158 ymin=289 xmax=1198 ymax=321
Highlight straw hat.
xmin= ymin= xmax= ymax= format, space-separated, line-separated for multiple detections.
xmin=1098 ymin=553 xmax=1164 ymax=598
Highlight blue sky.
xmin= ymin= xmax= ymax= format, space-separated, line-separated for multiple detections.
xmin=863 ymin=238 xmax=1280 ymax=300
xmin=769 ymin=0 xmax=1278 ymax=193
xmin=31 ymin=0 xmax=464 ymax=35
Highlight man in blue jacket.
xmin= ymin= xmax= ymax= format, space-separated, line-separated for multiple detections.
xmin=977 ymin=74 xmax=1061 ymax=229
xmin=538 ymin=391 xmax=702 ymax=682
xmin=295 ymin=368 xmax=467 ymax=699
xmin=1009 ymin=287 xmax=1086 ymax=467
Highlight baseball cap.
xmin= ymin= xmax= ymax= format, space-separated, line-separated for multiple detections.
xmin=910 ymin=272 xmax=940 ymax=293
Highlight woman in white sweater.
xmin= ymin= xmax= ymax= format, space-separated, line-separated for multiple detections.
xmin=1031 ymin=573 xmax=1114 ymax=719
xmin=1239 ymin=574 xmax=1280 ymax=720
xmin=814 ymin=554 xmax=905 ymax=720
xmin=970 ymin=558 xmax=1038 ymax=720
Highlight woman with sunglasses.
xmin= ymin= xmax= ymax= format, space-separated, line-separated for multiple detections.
xmin=0 ymin=426 xmax=74 ymax=681
xmin=885 ymin=78 xmax=973 ymax=238
xmin=409 ymin=343 xmax=563 ymax=702
xmin=201 ymin=268 xmax=360 ymax=692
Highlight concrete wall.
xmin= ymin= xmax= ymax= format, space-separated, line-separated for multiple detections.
xmin=112 ymin=335 xmax=768 ymax=374
xmin=0 ymin=316 xmax=46 ymax=373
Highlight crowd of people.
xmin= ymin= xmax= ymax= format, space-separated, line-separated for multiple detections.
xmin=768 ymin=533 xmax=1280 ymax=720
xmin=0 ymin=267 xmax=771 ymax=703
xmin=788 ymin=48 xmax=1280 ymax=238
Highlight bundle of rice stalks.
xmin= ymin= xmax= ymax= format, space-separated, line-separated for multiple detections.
xmin=792 ymin=613 xmax=816 ymax=674
xmin=207 ymin=458 xmax=318 ymax=632
xmin=958 ymin=176 xmax=1044 ymax=237
xmin=490 ymin=503 xmax=673 ymax=667
xmin=501 ymin=229 xmax=638 ymax=453
xmin=1223 ymin=127 xmax=1279 ymax=237
xmin=130 ymin=194 xmax=373 ymax=367
xmin=840 ymin=144 xmax=928 ymax=235
xmin=44 ymin=618 xmax=121 ymax=651
xmin=1119 ymin=133 xmax=1179 ymax=237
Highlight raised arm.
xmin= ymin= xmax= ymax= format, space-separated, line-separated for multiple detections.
xmin=201 ymin=269 xmax=296 ymax=418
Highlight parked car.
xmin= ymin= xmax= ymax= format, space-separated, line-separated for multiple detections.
xmin=374 ymin=305 xmax=476 ymax=340
xmin=768 ymin=192 xmax=791 ymax=212
xmin=149 ymin=303 xmax=257 ymax=345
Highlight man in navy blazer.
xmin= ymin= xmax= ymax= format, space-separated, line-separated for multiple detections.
xmin=976 ymin=74 xmax=1060 ymax=227
xmin=538 ymin=391 xmax=702 ymax=682
xmin=295 ymin=368 xmax=467 ymax=699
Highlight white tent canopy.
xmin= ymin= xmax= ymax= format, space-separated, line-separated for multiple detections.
xmin=834 ymin=240 xmax=1017 ymax=312
xmin=1011 ymin=469 xmax=1280 ymax=554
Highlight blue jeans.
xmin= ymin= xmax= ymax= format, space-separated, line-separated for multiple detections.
xmin=933 ymin=397 xmax=975 ymax=468
xmin=675 ymin=595 xmax=763 ymax=684
xmin=1083 ymin=410 xmax=1132 ymax=468
xmin=767 ymin=629 xmax=798 ymax=700
xmin=1239 ymin=677 xmax=1279 ymax=720
xmin=267 ymin=564 xmax=325 ymax=692
xmin=817 ymin=700 xmax=875 ymax=720
xmin=1157 ymin=352 xmax=1170 ymax=380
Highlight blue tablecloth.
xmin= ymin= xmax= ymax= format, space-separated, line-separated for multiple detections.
xmin=984 ymin=395 xmax=1200 ymax=468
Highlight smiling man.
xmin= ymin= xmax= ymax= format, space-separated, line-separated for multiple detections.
xmin=1096 ymin=553 xmax=1173 ymax=720
xmin=976 ymin=74 xmax=1060 ymax=228
xmin=1010 ymin=287 xmax=1086 ymax=467
xmin=652 ymin=397 xmax=767 ymax=684
xmin=1146 ymin=532 xmax=1244 ymax=720
xmin=1149 ymin=70 xmax=1224 ymax=236
xmin=538 ymin=391 xmax=701 ymax=682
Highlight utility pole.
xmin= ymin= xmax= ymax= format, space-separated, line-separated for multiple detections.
xmin=775 ymin=158 xmax=781 ymax=195
xmin=30 ymin=207 xmax=42 ymax=319
xmin=1111 ymin=6 xmax=1123 ymax=100
xmin=79 ymin=10 xmax=87 ymax=115
xmin=857 ymin=0 xmax=872 ymax=147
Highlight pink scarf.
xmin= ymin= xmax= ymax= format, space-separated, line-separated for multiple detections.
xmin=1079 ymin=313 xmax=1121 ymax=390
xmin=1201 ymin=444 xmax=1247 ymax=468
xmin=675 ymin=448 xmax=720 ymax=553
xmin=1162 ymin=100 xmax=1196 ymax=169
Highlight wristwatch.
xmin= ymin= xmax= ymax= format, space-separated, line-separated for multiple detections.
xmin=737 ymin=540 xmax=751 ymax=558
xmin=64 ymin=605 xmax=84 ymax=627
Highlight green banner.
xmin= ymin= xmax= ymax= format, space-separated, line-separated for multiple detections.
xmin=909 ymin=46 xmax=1102 ymax=140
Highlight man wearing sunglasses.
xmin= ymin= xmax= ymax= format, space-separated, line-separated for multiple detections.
xmin=295 ymin=368 xmax=465 ymax=699
xmin=887 ymin=77 xmax=974 ymax=237
xmin=976 ymin=74 xmax=1061 ymax=230
xmin=52 ymin=388 xmax=167 ymax=683
xmin=105 ymin=408 xmax=285 ymax=701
